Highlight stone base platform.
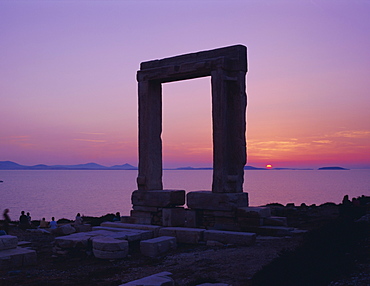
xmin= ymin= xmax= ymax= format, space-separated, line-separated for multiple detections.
xmin=186 ymin=191 xmax=249 ymax=211
xmin=130 ymin=190 xmax=186 ymax=225
xmin=131 ymin=189 xmax=185 ymax=207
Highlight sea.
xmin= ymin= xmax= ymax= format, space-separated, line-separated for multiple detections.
xmin=0 ymin=169 xmax=369 ymax=221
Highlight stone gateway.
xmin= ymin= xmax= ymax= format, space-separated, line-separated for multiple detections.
xmin=131 ymin=45 xmax=249 ymax=225
xmin=136 ymin=45 xmax=248 ymax=193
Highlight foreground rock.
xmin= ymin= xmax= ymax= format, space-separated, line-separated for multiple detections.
xmin=0 ymin=235 xmax=37 ymax=269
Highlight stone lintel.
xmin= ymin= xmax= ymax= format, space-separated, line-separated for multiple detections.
xmin=140 ymin=45 xmax=247 ymax=72
xmin=186 ymin=191 xmax=248 ymax=211
xmin=132 ymin=189 xmax=185 ymax=207
xmin=137 ymin=57 xmax=234 ymax=83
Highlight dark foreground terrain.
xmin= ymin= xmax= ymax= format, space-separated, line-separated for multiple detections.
xmin=1 ymin=198 xmax=369 ymax=286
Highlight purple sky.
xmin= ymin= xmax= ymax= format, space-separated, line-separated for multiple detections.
xmin=1 ymin=1 xmax=370 ymax=169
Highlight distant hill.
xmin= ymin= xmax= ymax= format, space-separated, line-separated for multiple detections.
xmin=0 ymin=161 xmax=137 ymax=170
xmin=174 ymin=166 xmax=212 ymax=170
xmin=110 ymin=163 xmax=138 ymax=170
xmin=272 ymin=167 xmax=314 ymax=170
xmin=0 ymin=161 xmax=28 ymax=170
xmin=318 ymin=166 xmax=349 ymax=170
xmin=244 ymin=165 xmax=267 ymax=170
xmin=2 ymin=161 xmax=344 ymax=171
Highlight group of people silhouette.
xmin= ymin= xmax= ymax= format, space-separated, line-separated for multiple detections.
xmin=1 ymin=210 xmax=121 ymax=235
xmin=1 ymin=209 xmax=67 ymax=235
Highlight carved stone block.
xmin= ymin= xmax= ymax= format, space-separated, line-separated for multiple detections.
xmin=187 ymin=191 xmax=248 ymax=211
xmin=140 ymin=236 xmax=177 ymax=258
xmin=132 ymin=190 xmax=185 ymax=207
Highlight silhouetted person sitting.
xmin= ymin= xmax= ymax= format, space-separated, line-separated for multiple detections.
xmin=2 ymin=209 xmax=11 ymax=234
xmin=75 ymin=213 xmax=83 ymax=225
xmin=49 ymin=217 xmax=57 ymax=229
xmin=19 ymin=211 xmax=29 ymax=230
xmin=26 ymin=212 xmax=35 ymax=228
xmin=39 ymin=217 xmax=48 ymax=228
xmin=342 ymin=195 xmax=351 ymax=206
xmin=113 ymin=212 xmax=121 ymax=222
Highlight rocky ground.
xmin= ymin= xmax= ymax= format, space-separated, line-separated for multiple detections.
xmin=1 ymin=199 xmax=369 ymax=286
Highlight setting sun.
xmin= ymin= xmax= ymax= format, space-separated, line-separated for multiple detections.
xmin=266 ymin=164 xmax=273 ymax=169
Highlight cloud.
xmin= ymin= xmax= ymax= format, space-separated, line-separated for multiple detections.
xmin=331 ymin=130 xmax=370 ymax=138
xmin=249 ymin=140 xmax=310 ymax=152
xmin=312 ymin=140 xmax=332 ymax=144
xmin=1 ymin=135 xmax=35 ymax=148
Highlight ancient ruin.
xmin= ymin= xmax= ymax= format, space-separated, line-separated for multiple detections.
xmin=136 ymin=45 xmax=247 ymax=193
xmin=130 ymin=45 xmax=249 ymax=227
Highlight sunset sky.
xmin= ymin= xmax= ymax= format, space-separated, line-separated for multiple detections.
xmin=1 ymin=0 xmax=369 ymax=169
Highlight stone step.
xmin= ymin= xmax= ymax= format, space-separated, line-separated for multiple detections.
xmin=92 ymin=236 xmax=129 ymax=252
xmin=204 ymin=230 xmax=256 ymax=246
xmin=92 ymin=227 xmax=153 ymax=242
xmin=101 ymin=222 xmax=161 ymax=236
xmin=55 ymin=228 xmax=153 ymax=249
xmin=140 ymin=236 xmax=176 ymax=258
xmin=54 ymin=230 xmax=128 ymax=249
xmin=54 ymin=232 xmax=96 ymax=248
xmin=119 ymin=271 xmax=174 ymax=286
xmin=158 ymin=227 xmax=205 ymax=244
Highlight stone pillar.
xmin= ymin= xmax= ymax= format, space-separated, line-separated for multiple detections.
xmin=137 ymin=80 xmax=163 ymax=191
xmin=211 ymin=69 xmax=247 ymax=193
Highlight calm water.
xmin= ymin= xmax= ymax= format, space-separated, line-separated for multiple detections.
xmin=0 ymin=170 xmax=369 ymax=220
